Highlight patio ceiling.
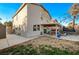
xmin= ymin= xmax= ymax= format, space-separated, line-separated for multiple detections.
xmin=41 ymin=23 xmax=60 ymax=27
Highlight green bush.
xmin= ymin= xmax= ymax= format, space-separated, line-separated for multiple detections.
xmin=59 ymin=30 xmax=64 ymax=34
xmin=38 ymin=45 xmax=73 ymax=55
xmin=0 ymin=44 xmax=79 ymax=55
xmin=0 ymin=44 xmax=38 ymax=55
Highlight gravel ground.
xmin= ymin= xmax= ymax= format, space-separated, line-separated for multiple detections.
xmin=21 ymin=36 xmax=79 ymax=52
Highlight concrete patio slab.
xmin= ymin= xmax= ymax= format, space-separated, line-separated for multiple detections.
xmin=0 ymin=39 xmax=8 ymax=49
xmin=61 ymin=35 xmax=79 ymax=41
xmin=0 ymin=34 xmax=38 ymax=50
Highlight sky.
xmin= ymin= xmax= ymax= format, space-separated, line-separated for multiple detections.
xmin=0 ymin=3 xmax=79 ymax=26
xmin=42 ymin=3 xmax=74 ymax=26
xmin=0 ymin=3 xmax=21 ymax=23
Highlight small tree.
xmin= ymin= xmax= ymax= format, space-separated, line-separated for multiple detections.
xmin=69 ymin=3 xmax=79 ymax=31
xmin=4 ymin=21 xmax=12 ymax=26
xmin=0 ymin=22 xmax=2 ymax=25
xmin=4 ymin=21 xmax=13 ymax=34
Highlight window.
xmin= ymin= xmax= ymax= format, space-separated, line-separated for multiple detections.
xmin=37 ymin=25 xmax=40 ymax=31
xmin=33 ymin=25 xmax=40 ymax=31
xmin=33 ymin=25 xmax=36 ymax=31
xmin=41 ymin=16 xmax=43 ymax=20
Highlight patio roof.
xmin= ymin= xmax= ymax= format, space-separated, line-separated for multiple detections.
xmin=41 ymin=23 xmax=60 ymax=27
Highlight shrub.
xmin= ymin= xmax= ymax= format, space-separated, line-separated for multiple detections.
xmin=59 ymin=30 xmax=64 ymax=34
xmin=38 ymin=45 xmax=73 ymax=55
xmin=0 ymin=44 xmax=78 ymax=55
xmin=0 ymin=45 xmax=38 ymax=55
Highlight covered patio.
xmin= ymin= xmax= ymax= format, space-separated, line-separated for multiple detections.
xmin=41 ymin=23 xmax=61 ymax=35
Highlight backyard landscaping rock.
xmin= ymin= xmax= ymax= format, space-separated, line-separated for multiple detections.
xmin=21 ymin=36 xmax=79 ymax=52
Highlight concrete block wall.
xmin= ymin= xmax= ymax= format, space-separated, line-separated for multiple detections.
xmin=0 ymin=25 xmax=6 ymax=39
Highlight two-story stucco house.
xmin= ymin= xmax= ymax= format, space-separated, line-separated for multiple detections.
xmin=13 ymin=3 xmax=52 ymax=37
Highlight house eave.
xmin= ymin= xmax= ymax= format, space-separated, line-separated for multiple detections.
xmin=12 ymin=3 xmax=27 ymax=19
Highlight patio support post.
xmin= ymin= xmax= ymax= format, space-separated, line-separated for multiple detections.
xmin=73 ymin=16 xmax=76 ymax=31
xmin=55 ymin=24 xmax=57 ymax=39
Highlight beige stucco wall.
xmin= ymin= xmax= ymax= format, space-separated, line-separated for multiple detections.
xmin=13 ymin=4 xmax=51 ymax=37
xmin=13 ymin=5 xmax=27 ymax=37
xmin=26 ymin=4 xmax=51 ymax=37
xmin=40 ymin=7 xmax=51 ymax=24
xmin=13 ymin=16 xmax=18 ymax=28
xmin=26 ymin=4 xmax=41 ymax=37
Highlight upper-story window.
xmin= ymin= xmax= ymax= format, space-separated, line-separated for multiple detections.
xmin=41 ymin=16 xmax=43 ymax=20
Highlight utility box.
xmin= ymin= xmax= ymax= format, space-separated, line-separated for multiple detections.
xmin=0 ymin=25 xmax=6 ymax=39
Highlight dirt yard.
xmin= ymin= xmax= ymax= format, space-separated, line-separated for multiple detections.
xmin=21 ymin=36 xmax=79 ymax=52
